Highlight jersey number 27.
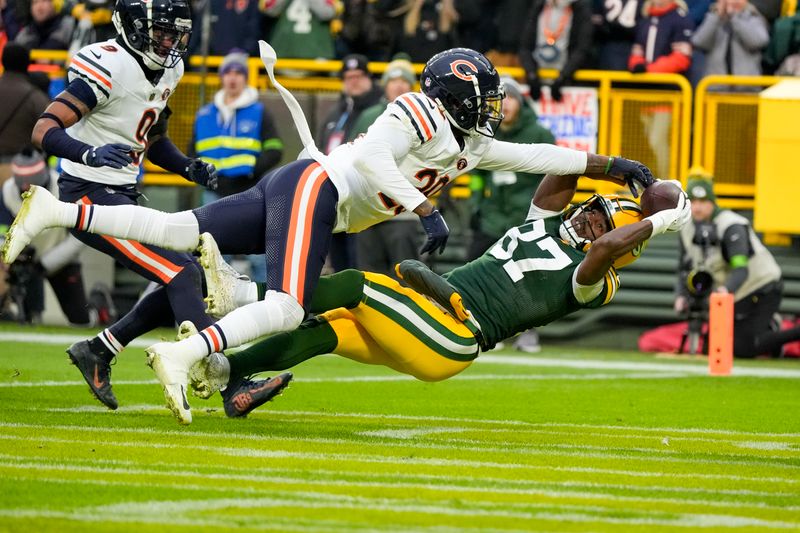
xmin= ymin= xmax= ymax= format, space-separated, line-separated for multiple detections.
xmin=489 ymin=219 xmax=572 ymax=282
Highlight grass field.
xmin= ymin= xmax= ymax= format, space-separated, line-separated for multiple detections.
xmin=1 ymin=324 xmax=800 ymax=532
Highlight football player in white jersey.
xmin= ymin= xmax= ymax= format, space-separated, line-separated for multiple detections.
xmin=23 ymin=0 xmax=222 ymax=411
xmin=5 ymin=47 xmax=655 ymax=424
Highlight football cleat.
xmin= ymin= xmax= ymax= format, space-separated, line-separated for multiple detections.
xmin=146 ymin=342 xmax=192 ymax=424
xmin=189 ymin=352 xmax=230 ymax=399
xmin=67 ymin=340 xmax=118 ymax=410
xmin=2 ymin=185 xmax=59 ymax=264
xmin=198 ymin=232 xmax=250 ymax=318
xmin=222 ymin=372 xmax=292 ymax=418
xmin=176 ymin=320 xmax=198 ymax=341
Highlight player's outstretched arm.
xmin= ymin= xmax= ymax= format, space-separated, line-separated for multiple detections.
xmin=32 ymin=88 xmax=132 ymax=169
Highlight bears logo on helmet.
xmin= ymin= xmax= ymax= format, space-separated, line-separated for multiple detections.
xmin=421 ymin=48 xmax=505 ymax=137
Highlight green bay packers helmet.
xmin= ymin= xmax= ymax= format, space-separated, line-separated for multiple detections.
xmin=559 ymin=194 xmax=646 ymax=268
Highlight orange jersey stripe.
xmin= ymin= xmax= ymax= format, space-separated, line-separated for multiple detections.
xmin=282 ymin=163 xmax=319 ymax=296
xmin=80 ymin=196 xmax=182 ymax=283
xmin=71 ymin=58 xmax=113 ymax=90
xmin=399 ymin=95 xmax=432 ymax=140
xmin=292 ymin=168 xmax=329 ymax=305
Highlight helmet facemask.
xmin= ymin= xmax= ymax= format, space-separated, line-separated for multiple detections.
xmin=113 ymin=3 xmax=191 ymax=70
xmin=559 ymin=194 xmax=646 ymax=267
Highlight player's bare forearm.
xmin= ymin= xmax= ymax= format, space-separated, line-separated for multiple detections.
xmin=577 ymin=220 xmax=652 ymax=284
xmin=413 ymin=199 xmax=435 ymax=217
xmin=583 ymin=154 xmax=627 ymax=187
xmin=31 ymin=92 xmax=89 ymax=147
xmin=532 ymin=174 xmax=579 ymax=212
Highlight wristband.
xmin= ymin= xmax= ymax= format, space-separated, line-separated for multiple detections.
xmin=41 ymin=127 xmax=92 ymax=164
xmin=645 ymin=212 xmax=668 ymax=237
xmin=604 ymin=157 xmax=614 ymax=174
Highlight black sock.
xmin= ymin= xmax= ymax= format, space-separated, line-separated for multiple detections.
xmin=88 ymin=336 xmax=116 ymax=363
xmin=165 ymin=262 xmax=214 ymax=330
xmin=109 ymin=286 xmax=174 ymax=348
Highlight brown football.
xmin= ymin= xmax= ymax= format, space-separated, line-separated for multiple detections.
xmin=640 ymin=181 xmax=682 ymax=217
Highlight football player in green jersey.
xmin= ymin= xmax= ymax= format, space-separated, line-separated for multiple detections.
xmin=195 ymin=172 xmax=691 ymax=417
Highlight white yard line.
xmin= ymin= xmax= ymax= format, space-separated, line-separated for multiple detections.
xmin=1 ymin=428 xmax=798 ymax=473
xmin=2 ymin=451 xmax=795 ymax=489
xmin=0 ymin=487 xmax=795 ymax=530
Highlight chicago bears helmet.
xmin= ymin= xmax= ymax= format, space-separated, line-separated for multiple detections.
xmin=113 ymin=0 xmax=192 ymax=70
xmin=559 ymin=194 xmax=646 ymax=268
xmin=420 ymin=48 xmax=504 ymax=137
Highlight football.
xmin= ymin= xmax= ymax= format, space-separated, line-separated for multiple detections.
xmin=640 ymin=180 xmax=682 ymax=217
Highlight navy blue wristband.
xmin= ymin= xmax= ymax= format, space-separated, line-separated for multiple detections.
xmin=41 ymin=127 xmax=92 ymax=164
xmin=147 ymin=136 xmax=191 ymax=176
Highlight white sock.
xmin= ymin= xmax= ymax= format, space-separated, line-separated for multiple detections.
xmin=75 ymin=204 xmax=200 ymax=251
xmin=98 ymin=328 xmax=124 ymax=354
xmin=171 ymin=291 xmax=305 ymax=366
xmin=235 ymin=280 xmax=259 ymax=308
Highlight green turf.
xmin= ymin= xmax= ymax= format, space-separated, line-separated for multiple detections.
xmin=1 ymin=324 xmax=799 ymax=532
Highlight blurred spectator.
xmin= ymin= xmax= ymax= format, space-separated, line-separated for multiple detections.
xmin=336 ymin=0 xmax=405 ymax=61
xmin=592 ymin=0 xmax=642 ymax=71
xmin=396 ymin=0 xmax=459 ymax=63
xmin=14 ymin=0 xmax=74 ymax=50
xmin=0 ymin=148 xmax=114 ymax=325
xmin=0 ymin=43 xmax=49 ymax=184
xmin=691 ymin=0 xmax=769 ymax=80
xmin=1 ymin=0 xmax=21 ymax=42
xmin=346 ymin=54 xmax=423 ymax=278
xmin=189 ymin=0 xmax=261 ymax=57
xmin=765 ymin=12 xmax=800 ymax=74
xmin=318 ymin=53 xmax=381 ymax=271
xmin=192 ymin=52 xmax=284 ymax=197
xmin=459 ymin=0 xmax=494 ymax=60
xmin=519 ymin=0 xmax=594 ymax=102
xmin=628 ymin=0 xmax=694 ymax=74
xmin=675 ymin=174 xmax=800 ymax=358
xmin=191 ymin=51 xmax=284 ymax=280
xmin=66 ymin=0 xmax=116 ymax=57
xmin=468 ymin=78 xmax=555 ymax=353
xmin=262 ymin=0 xmax=338 ymax=60
xmin=629 ymin=0 xmax=693 ymax=179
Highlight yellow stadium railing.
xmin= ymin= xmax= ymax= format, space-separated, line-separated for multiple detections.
xmin=693 ymin=75 xmax=795 ymax=210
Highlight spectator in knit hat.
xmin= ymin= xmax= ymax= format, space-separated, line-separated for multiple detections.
xmin=191 ymin=50 xmax=284 ymax=281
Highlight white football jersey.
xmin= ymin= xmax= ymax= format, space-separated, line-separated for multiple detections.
xmin=320 ymin=91 xmax=587 ymax=233
xmin=61 ymin=39 xmax=183 ymax=186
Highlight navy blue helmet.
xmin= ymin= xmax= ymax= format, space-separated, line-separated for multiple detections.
xmin=420 ymin=48 xmax=504 ymax=137
xmin=112 ymin=0 xmax=192 ymax=69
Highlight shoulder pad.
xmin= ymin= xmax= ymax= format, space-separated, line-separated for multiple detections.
xmin=70 ymin=42 xmax=119 ymax=95
xmin=390 ymin=92 xmax=445 ymax=144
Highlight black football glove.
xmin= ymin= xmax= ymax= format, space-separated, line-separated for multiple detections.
xmin=606 ymin=157 xmax=655 ymax=198
xmin=419 ymin=209 xmax=450 ymax=255
xmin=84 ymin=143 xmax=133 ymax=169
xmin=184 ymin=159 xmax=218 ymax=191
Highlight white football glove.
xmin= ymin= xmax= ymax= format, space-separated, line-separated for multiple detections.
xmin=646 ymin=183 xmax=692 ymax=236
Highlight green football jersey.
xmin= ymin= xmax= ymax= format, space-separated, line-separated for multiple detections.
xmin=444 ymin=216 xmax=618 ymax=348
